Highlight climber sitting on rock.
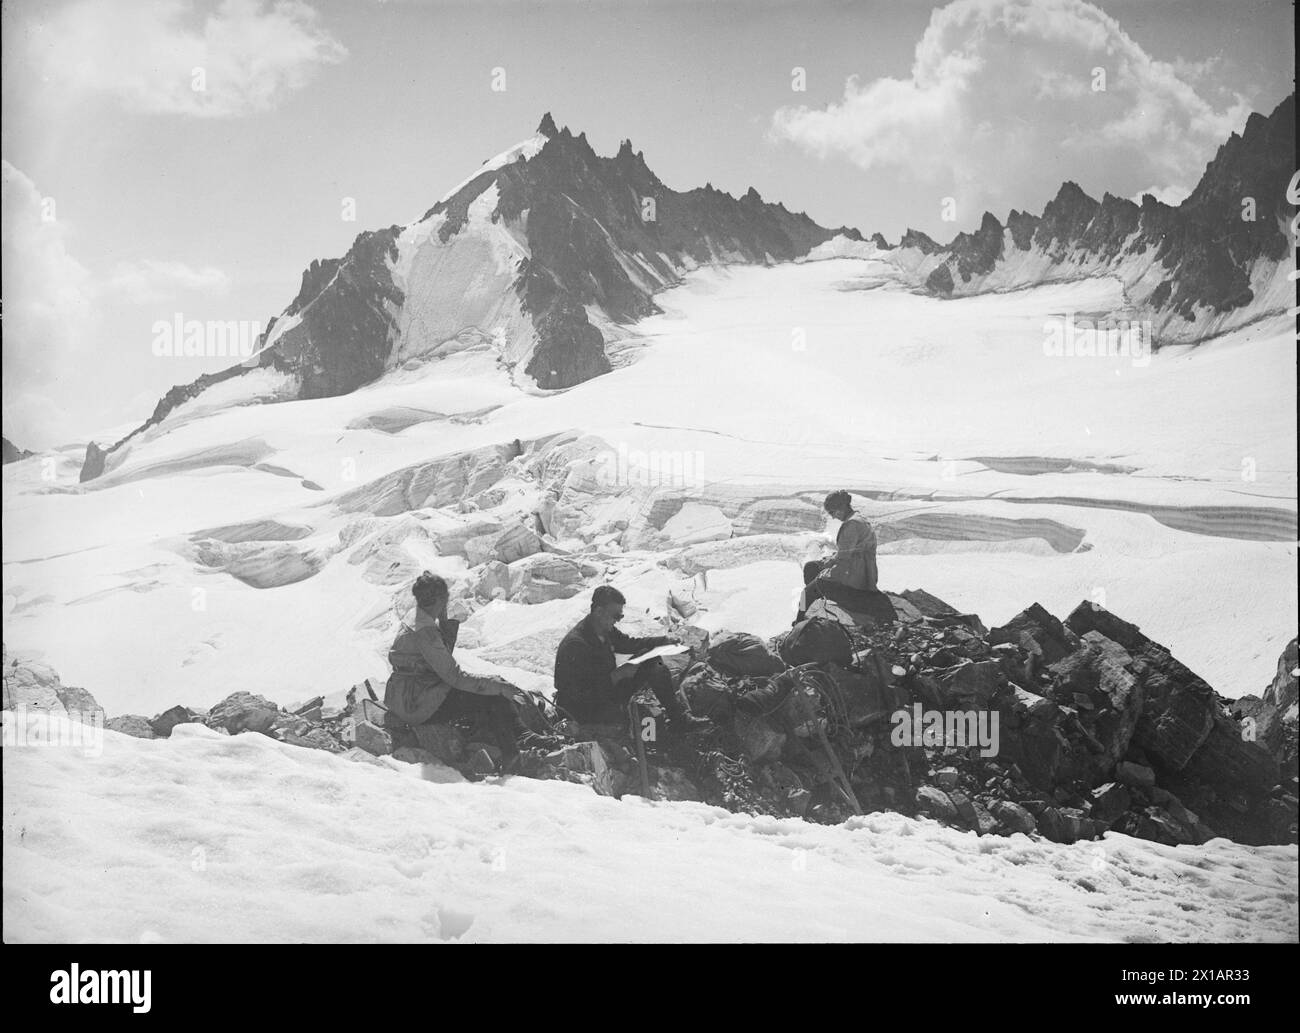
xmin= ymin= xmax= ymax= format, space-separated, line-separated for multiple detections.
xmin=796 ymin=490 xmax=889 ymax=623
xmin=554 ymin=585 xmax=709 ymax=734
xmin=385 ymin=571 xmax=529 ymax=770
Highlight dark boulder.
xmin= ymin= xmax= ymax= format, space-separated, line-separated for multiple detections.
xmin=150 ymin=705 xmax=204 ymax=738
xmin=990 ymin=603 xmax=1078 ymax=666
xmin=1066 ymin=603 xmax=1214 ymax=770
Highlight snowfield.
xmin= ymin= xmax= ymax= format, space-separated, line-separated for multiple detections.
xmin=4 ymin=721 xmax=1296 ymax=943
xmin=3 ymin=255 xmax=1296 ymax=943
xmin=3 ymin=259 xmax=1295 ymax=713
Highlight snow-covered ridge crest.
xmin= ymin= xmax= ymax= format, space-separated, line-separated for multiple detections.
xmin=431 ymin=132 xmax=548 ymax=209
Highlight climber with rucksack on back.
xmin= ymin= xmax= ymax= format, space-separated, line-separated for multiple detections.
xmin=795 ymin=490 xmax=887 ymax=623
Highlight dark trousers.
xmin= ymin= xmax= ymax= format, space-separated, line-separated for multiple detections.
xmin=571 ymin=659 xmax=686 ymax=726
xmin=432 ymin=690 xmax=523 ymax=756
xmin=797 ymin=560 xmax=892 ymax=621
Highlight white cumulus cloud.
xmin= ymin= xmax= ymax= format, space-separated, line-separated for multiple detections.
xmin=2 ymin=161 xmax=237 ymax=449
xmin=28 ymin=0 xmax=347 ymax=118
xmin=769 ymin=0 xmax=1252 ymax=220
xmin=105 ymin=260 xmax=231 ymax=303
xmin=1 ymin=160 xmax=95 ymax=448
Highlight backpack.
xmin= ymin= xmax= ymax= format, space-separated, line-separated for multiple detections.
xmin=777 ymin=617 xmax=852 ymax=668
xmin=708 ymin=631 xmax=786 ymax=677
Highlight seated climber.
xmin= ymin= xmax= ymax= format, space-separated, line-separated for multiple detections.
xmin=796 ymin=490 xmax=883 ymax=622
xmin=553 ymin=585 xmax=708 ymax=733
xmin=385 ymin=571 xmax=527 ymax=769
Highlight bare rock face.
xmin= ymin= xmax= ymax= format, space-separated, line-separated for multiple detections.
xmin=205 ymin=692 xmax=282 ymax=735
xmin=105 ymin=715 xmax=157 ymax=739
xmin=989 ymin=800 xmax=1036 ymax=835
xmin=79 ymin=441 xmax=108 ymax=482
xmin=353 ymin=720 xmax=392 ymax=757
xmin=149 ymin=705 xmax=203 ymax=738
xmin=1265 ymin=638 xmax=1298 ymax=714
xmin=87 ymin=115 xmax=861 ymax=482
xmin=898 ymin=228 xmax=943 ymax=254
xmin=1065 ymin=603 xmax=1215 ymax=771
xmin=274 ymin=228 xmax=405 ymax=401
xmin=1235 ymin=638 xmax=1299 ymax=781
xmin=948 ymin=211 xmax=1005 ymax=282
xmin=1182 ymin=706 xmax=1280 ymax=793
xmin=489 ymin=119 xmax=856 ymax=389
xmin=2 ymin=436 xmax=34 ymax=464
xmin=1001 ymin=689 xmax=1094 ymax=788
xmin=924 ymin=263 xmax=954 ymax=296
xmin=990 ymin=604 xmax=1078 ymax=667
xmin=906 ymin=93 xmax=1295 ymax=336
xmin=1046 ymin=631 xmax=1145 ymax=770
xmin=915 ymin=786 xmax=959 ymax=821
xmin=1064 ymin=603 xmax=1283 ymax=829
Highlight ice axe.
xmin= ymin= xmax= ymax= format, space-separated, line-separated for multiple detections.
xmin=815 ymin=724 xmax=862 ymax=816
xmin=628 ymin=697 xmax=653 ymax=800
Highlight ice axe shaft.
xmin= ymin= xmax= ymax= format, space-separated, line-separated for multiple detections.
xmin=816 ymin=726 xmax=862 ymax=815
xmin=629 ymin=698 xmax=653 ymax=799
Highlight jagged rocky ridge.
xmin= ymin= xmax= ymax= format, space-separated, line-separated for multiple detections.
xmin=887 ymin=94 xmax=1296 ymax=341
xmin=79 ymin=95 xmax=1294 ymax=482
xmin=79 ymin=114 xmax=859 ymax=481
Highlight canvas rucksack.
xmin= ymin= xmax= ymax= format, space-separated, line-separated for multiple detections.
xmin=777 ymin=617 xmax=853 ymax=668
xmin=707 ymin=631 xmax=787 ymax=677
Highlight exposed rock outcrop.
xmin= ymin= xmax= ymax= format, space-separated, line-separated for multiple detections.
xmin=908 ymin=93 xmax=1295 ymax=341
xmin=2 ymin=437 xmax=34 ymax=464
xmin=82 ymin=114 xmax=861 ymax=481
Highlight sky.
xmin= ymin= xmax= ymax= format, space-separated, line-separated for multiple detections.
xmin=1 ymin=0 xmax=1294 ymax=450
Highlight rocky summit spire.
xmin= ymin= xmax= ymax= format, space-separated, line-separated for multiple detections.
xmin=537 ymin=112 xmax=559 ymax=137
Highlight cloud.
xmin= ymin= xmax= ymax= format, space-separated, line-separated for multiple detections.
xmin=105 ymin=260 xmax=231 ymax=303
xmin=1 ymin=161 xmax=95 ymax=448
xmin=2 ymin=161 xmax=234 ymax=449
xmin=769 ymin=0 xmax=1252 ymax=221
xmin=1129 ymin=184 xmax=1192 ymax=207
xmin=28 ymin=0 xmax=347 ymax=118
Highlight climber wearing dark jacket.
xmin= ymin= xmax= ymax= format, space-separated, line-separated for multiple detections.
xmin=554 ymin=585 xmax=707 ymax=730
xmin=385 ymin=571 xmax=526 ymax=766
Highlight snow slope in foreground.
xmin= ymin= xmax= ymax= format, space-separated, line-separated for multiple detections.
xmin=2 ymin=261 xmax=1295 ymax=716
xmin=4 ymin=722 xmax=1295 ymax=943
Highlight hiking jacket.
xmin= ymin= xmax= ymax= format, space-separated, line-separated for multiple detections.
xmin=384 ymin=608 xmax=499 ymax=725
xmin=824 ymin=512 xmax=878 ymax=591
xmin=553 ymin=614 xmax=669 ymax=719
